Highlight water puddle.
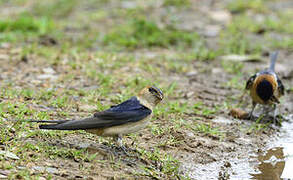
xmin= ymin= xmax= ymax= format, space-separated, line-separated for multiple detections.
xmin=182 ymin=115 xmax=293 ymax=179
xmin=250 ymin=147 xmax=286 ymax=179
xmin=251 ymin=115 xmax=293 ymax=180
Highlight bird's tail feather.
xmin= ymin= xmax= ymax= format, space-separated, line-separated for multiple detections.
xmin=29 ymin=119 xmax=73 ymax=130
xmin=29 ymin=120 xmax=69 ymax=123
xmin=39 ymin=124 xmax=66 ymax=130
xmin=29 ymin=117 xmax=96 ymax=130
xmin=269 ymin=51 xmax=279 ymax=71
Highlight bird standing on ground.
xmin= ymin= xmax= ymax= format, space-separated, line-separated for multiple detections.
xmin=31 ymin=86 xmax=164 ymax=148
xmin=245 ymin=51 xmax=285 ymax=123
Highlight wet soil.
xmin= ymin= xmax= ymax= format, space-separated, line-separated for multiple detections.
xmin=0 ymin=0 xmax=293 ymax=179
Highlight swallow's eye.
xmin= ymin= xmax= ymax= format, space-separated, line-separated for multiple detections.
xmin=149 ymin=86 xmax=164 ymax=100
xmin=148 ymin=87 xmax=158 ymax=95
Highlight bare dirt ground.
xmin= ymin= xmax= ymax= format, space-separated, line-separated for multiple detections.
xmin=0 ymin=0 xmax=292 ymax=179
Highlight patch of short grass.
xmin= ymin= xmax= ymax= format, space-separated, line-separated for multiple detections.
xmin=1 ymin=102 xmax=34 ymax=120
xmin=18 ymin=141 xmax=98 ymax=163
xmin=103 ymin=18 xmax=199 ymax=49
xmin=247 ymin=115 xmax=270 ymax=132
xmin=219 ymin=31 xmax=262 ymax=54
xmin=268 ymin=35 xmax=293 ymax=50
xmin=228 ymin=12 xmax=293 ymax=34
xmin=222 ymin=7 xmax=293 ymax=52
xmin=137 ymin=148 xmax=181 ymax=178
xmin=163 ymin=0 xmax=191 ymax=7
xmin=8 ymin=169 xmax=33 ymax=179
xmin=221 ymin=60 xmax=244 ymax=74
xmin=227 ymin=0 xmax=266 ymax=14
xmin=32 ymin=0 xmax=78 ymax=18
xmin=172 ymin=49 xmax=217 ymax=62
xmin=192 ymin=123 xmax=223 ymax=137
xmin=168 ymin=102 xmax=189 ymax=114
xmin=0 ymin=16 xmax=46 ymax=33
xmin=224 ymin=75 xmax=244 ymax=90
xmin=0 ymin=14 xmax=54 ymax=42
xmin=193 ymin=102 xmax=219 ymax=116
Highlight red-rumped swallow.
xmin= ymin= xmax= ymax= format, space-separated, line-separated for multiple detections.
xmin=245 ymin=52 xmax=285 ymax=123
xmin=31 ymin=86 xmax=163 ymax=148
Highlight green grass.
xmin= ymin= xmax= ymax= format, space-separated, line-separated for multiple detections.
xmin=137 ymin=148 xmax=181 ymax=178
xmin=163 ymin=0 xmax=191 ymax=7
xmin=103 ymin=18 xmax=200 ymax=49
xmin=168 ymin=102 xmax=189 ymax=114
xmin=221 ymin=7 xmax=293 ymax=52
xmin=31 ymin=0 xmax=78 ymax=18
xmin=227 ymin=0 xmax=266 ymax=13
xmin=0 ymin=15 xmax=53 ymax=33
xmin=268 ymin=35 xmax=293 ymax=50
xmin=224 ymin=75 xmax=245 ymax=90
xmin=247 ymin=115 xmax=270 ymax=132
xmin=0 ymin=0 xmax=290 ymax=178
xmin=0 ymin=14 xmax=54 ymax=42
xmin=221 ymin=61 xmax=244 ymax=74
xmin=219 ymin=31 xmax=262 ymax=54
xmin=22 ymin=141 xmax=97 ymax=161
xmin=193 ymin=123 xmax=222 ymax=137
xmin=193 ymin=102 xmax=219 ymax=116
xmin=227 ymin=12 xmax=293 ymax=34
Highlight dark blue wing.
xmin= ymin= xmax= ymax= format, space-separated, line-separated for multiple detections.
xmin=93 ymin=96 xmax=152 ymax=122
xmin=245 ymin=74 xmax=256 ymax=90
xmin=277 ymin=77 xmax=285 ymax=96
xmin=105 ymin=96 xmax=147 ymax=112
xmin=38 ymin=96 xmax=152 ymax=130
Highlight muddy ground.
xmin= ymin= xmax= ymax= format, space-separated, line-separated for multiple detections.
xmin=0 ymin=0 xmax=292 ymax=179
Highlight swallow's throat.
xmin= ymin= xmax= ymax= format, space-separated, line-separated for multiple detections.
xmin=256 ymin=79 xmax=273 ymax=102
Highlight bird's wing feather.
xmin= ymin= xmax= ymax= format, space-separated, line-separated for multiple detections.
xmin=246 ymin=74 xmax=257 ymax=90
xmin=277 ymin=78 xmax=285 ymax=96
xmin=38 ymin=96 xmax=152 ymax=130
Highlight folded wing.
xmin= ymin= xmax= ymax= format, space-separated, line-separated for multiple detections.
xmin=38 ymin=97 xmax=152 ymax=130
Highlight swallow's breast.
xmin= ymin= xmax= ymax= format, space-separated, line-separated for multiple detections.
xmin=251 ymin=74 xmax=277 ymax=104
xmin=87 ymin=115 xmax=152 ymax=137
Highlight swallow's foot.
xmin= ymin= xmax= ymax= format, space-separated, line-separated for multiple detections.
xmin=272 ymin=114 xmax=284 ymax=126
xmin=119 ymin=145 xmax=129 ymax=155
xmin=119 ymin=146 xmax=138 ymax=157
xmin=248 ymin=114 xmax=255 ymax=121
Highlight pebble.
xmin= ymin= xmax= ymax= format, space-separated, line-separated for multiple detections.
xmin=0 ymin=150 xmax=20 ymax=160
xmin=209 ymin=10 xmax=231 ymax=24
xmin=79 ymin=104 xmax=97 ymax=112
xmin=37 ymin=74 xmax=58 ymax=80
xmin=42 ymin=67 xmax=56 ymax=74
xmin=33 ymin=166 xmax=58 ymax=174
xmin=0 ymin=174 xmax=7 ymax=179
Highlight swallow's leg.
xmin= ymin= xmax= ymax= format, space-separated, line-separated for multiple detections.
xmin=272 ymin=104 xmax=279 ymax=125
xmin=116 ymin=135 xmax=123 ymax=148
xmin=249 ymin=101 xmax=257 ymax=120
xmin=113 ymin=135 xmax=132 ymax=156
xmin=113 ymin=135 xmax=123 ymax=149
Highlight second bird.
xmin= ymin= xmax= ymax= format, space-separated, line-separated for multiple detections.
xmin=31 ymin=86 xmax=164 ymax=148
xmin=245 ymin=51 xmax=285 ymax=123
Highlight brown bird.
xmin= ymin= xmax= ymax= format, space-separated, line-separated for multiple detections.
xmin=245 ymin=51 xmax=285 ymax=123
xmin=31 ymin=86 xmax=164 ymax=148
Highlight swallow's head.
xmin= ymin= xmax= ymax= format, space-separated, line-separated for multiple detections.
xmin=139 ymin=86 xmax=164 ymax=106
